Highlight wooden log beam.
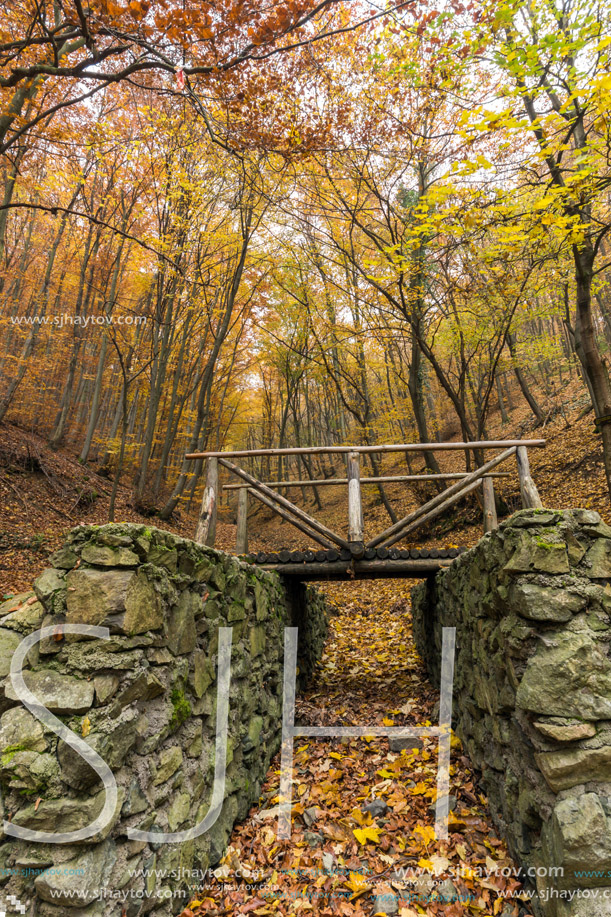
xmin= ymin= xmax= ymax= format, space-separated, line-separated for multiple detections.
xmin=516 ymin=445 xmax=543 ymax=509
xmin=265 ymin=558 xmax=456 ymax=580
xmin=376 ymin=478 xmax=484 ymax=549
xmin=186 ymin=440 xmax=545 ymax=460
xmin=246 ymin=488 xmax=334 ymax=549
xmin=195 ymin=457 xmax=217 ymax=547
xmin=236 ymin=486 xmax=249 ymax=554
xmin=218 ymin=457 xmax=350 ymax=550
xmin=222 ymin=472 xmax=512 ymax=490
xmin=482 ymin=476 xmax=498 ymax=533
xmin=368 ymin=445 xmax=517 ymax=549
xmin=347 ymin=451 xmax=364 ymax=558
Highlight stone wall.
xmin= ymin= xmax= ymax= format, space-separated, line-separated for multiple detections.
xmin=0 ymin=524 xmax=328 ymax=916
xmin=412 ymin=508 xmax=611 ymax=917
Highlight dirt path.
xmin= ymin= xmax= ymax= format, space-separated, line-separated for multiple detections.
xmin=183 ymin=580 xmax=534 ymax=917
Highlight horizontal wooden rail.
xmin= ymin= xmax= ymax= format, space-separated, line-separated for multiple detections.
xmin=191 ymin=439 xmax=545 ymax=556
xmin=222 ymin=472 xmax=511 ymax=490
xmin=186 ymin=439 xmax=545 ymax=460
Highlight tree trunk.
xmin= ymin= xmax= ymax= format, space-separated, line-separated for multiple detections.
xmin=408 ymin=330 xmax=441 ymax=473
xmin=496 ymin=374 xmax=509 ymax=423
xmin=572 ymin=244 xmax=611 ymax=497
xmin=507 ymin=333 xmax=544 ymax=425
xmin=79 ymin=237 xmax=127 ymax=462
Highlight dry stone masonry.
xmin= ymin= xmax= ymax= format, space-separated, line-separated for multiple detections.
xmin=412 ymin=508 xmax=611 ymax=917
xmin=0 ymin=524 xmax=328 ymax=916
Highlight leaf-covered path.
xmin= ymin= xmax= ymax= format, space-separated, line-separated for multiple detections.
xmin=183 ymin=580 xmax=534 ymax=917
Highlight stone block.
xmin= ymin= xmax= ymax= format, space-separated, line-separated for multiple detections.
xmin=13 ymin=787 xmax=122 ymax=840
xmin=537 ymin=744 xmax=611 ymax=792
xmin=191 ymin=652 xmax=214 ymax=698
xmin=34 ymin=568 xmax=67 ymax=609
xmin=48 ymin=546 xmax=79 ymax=569
xmin=510 ymin=583 xmax=585 ymax=622
xmin=123 ymin=571 xmax=164 ymax=635
xmin=5 ymin=669 xmax=94 ymax=714
xmin=534 ymin=719 xmax=597 ymax=743
xmin=168 ymin=792 xmax=191 ymax=830
xmin=249 ymin=626 xmax=266 ymax=658
xmin=153 ymin=745 xmax=183 ymax=785
xmin=66 ymin=568 xmax=133 ymax=625
xmin=0 ymin=595 xmax=46 ymax=631
xmin=550 ymin=793 xmax=611 ymax=886
xmin=167 ymin=592 xmax=198 ymax=655
xmin=147 ymin=545 xmax=178 ymax=573
xmin=586 ymin=540 xmax=611 ymax=579
xmin=516 ymin=632 xmax=611 ymax=720
xmin=34 ymin=841 xmax=117 ymax=905
xmin=81 ymin=544 xmax=139 ymax=567
xmin=505 ymin=533 xmax=570 ymax=574
xmin=93 ymin=674 xmax=120 ymax=705
xmin=0 ymin=626 xmax=22 ymax=677
xmin=0 ymin=705 xmax=47 ymax=754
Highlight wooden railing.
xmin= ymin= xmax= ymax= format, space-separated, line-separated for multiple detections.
xmin=185 ymin=440 xmax=545 ymax=556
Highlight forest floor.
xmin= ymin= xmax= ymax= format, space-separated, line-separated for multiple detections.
xmin=0 ymin=423 xmax=233 ymax=595
xmin=184 ymin=580 xmax=533 ymax=917
xmin=0 ymin=377 xmax=607 ymax=916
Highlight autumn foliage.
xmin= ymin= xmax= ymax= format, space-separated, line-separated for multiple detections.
xmin=0 ymin=0 xmax=611 ymax=520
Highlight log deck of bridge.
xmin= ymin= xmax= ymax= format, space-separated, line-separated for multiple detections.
xmin=185 ymin=440 xmax=545 ymax=581
xmin=244 ymin=546 xmax=466 ymax=580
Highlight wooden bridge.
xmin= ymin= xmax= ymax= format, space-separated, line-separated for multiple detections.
xmin=185 ymin=440 xmax=545 ymax=581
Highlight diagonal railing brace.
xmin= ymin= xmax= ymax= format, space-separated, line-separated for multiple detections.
xmin=368 ymin=445 xmax=518 ymax=549
xmin=218 ymin=457 xmax=350 ymax=551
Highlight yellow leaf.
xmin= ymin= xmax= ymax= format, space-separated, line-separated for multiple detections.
xmin=414 ymin=824 xmax=436 ymax=847
xmin=353 ymin=826 xmax=382 ymax=845
xmin=409 ymin=781 xmax=430 ymax=795
xmin=351 ymin=808 xmax=371 ymax=826
xmin=81 ymin=716 xmax=91 ymax=738
xmin=344 ymin=872 xmax=372 ymax=899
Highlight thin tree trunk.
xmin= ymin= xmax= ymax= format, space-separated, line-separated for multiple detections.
xmin=79 ymin=237 xmax=127 ymax=462
xmin=507 ymin=333 xmax=544 ymax=425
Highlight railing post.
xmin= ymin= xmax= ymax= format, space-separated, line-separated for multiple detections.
xmin=236 ymin=487 xmax=249 ymax=554
xmin=516 ymin=446 xmax=543 ymax=510
xmin=347 ymin=451 xmax=364 ymax=558
xmin=482 ymin=476 xmax=498 ymax=533
xmin=195 ymin=457 xmax=218 ymax=547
